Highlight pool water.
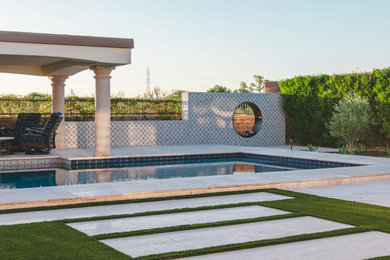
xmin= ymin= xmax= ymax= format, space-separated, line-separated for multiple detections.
xmin=0 ymin=170 xmax=56 ymax=189
xmin=0 ymin=159 xmax=295 ymax=189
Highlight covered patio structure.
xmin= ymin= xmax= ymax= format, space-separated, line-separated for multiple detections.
xmin=0 ymin=31 xmax=134 ymax=156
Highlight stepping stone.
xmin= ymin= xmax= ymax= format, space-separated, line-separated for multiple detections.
xmin=292 ymin=181 xmax=390 ymax=208
xmin=100 ymin=216 xmax=352 ymax=258
xmin=181 ymin=231 xmax=390 ymax=259
xmin=68 ymin=205 xmax=289 ymax=236
xmin=0 ymin=192 xmax=292 ymax=225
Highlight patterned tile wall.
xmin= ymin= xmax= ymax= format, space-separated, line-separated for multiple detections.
xmin=0 ymin=158 xmax=59 ymax=171
xmin=64 ymin=92 xmax=285 ymax=148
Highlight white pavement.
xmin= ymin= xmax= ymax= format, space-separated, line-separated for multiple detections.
xmin=0 ymin=192 xmax=291 ymax=225
xmin=182 ymin=231 xmax=390 ymax=260
xmin=68 ymin=205 xmax=289 ymax=236
xmin=51 ymin=145 xmax=340 ymax=159
xmin=101 ymin=216 xmax=353 ymax=258
xmin=292 ymin=181 xmax=390 ymax=207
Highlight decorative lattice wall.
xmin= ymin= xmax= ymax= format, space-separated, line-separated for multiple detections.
xmin=64 ymin=92 xmax=285 ymax=148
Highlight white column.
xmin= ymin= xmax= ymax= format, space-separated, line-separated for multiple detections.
xmin=91 ymin=66 xmax=115 ymax=157
xmin=49 ymin=75 xmax=68 ymax=149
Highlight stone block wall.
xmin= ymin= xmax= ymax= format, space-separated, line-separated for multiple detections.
xmin=64 ymin=92 xmax=285 ymax=148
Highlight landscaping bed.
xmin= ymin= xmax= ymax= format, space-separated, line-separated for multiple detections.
xmin=355 ymin=150 xmax=390 ymax=158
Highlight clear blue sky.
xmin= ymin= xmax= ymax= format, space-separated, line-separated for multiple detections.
xmin=1 ymin=0 xmax=390 ymax=97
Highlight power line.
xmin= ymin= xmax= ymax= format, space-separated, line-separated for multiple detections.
xmin=152 ymin=74 xmax=242 ymax=82
xmin=0 ymin=73 xmax=243 ymax=86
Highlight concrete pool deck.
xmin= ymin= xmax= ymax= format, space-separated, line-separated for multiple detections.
xmin=0 ymin=145 xmax=389 ymax=210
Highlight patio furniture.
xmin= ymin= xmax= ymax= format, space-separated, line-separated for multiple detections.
xmin=0 ymin=136 xmax=16 ymax=154
xmin=20 ymin=112 xmax=63 ymax=154
xmin=0 ymin=113 xmax=42 ymax=150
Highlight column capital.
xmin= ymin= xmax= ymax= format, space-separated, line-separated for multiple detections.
xmin=49 ymin=75 xmax=68 ymax=86
xmin=90 ymin=66 xmax=115 ymax=78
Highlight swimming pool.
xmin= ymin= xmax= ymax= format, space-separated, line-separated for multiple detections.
xmin=0 ymin=154 xmax=354 ymax=189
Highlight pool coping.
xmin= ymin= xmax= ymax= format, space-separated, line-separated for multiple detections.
xmin=1 ymin=171 xmax=390 ymax=210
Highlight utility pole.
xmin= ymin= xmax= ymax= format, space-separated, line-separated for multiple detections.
xmin=146 ymin=66 xmax=150 ymax=93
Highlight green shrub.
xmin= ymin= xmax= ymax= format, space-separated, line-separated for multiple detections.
xmin=338 ymin=145 xmax=348 ymax=154
xmin=326 ymin=94 xmax=373 ymax=154
xmin=0 ymin=94 xmax=182 ymax=121
xmin=281 ymin=94 xmax=338 ymax=146
xmin=356 ymin=143 xmax=366 ymax=153
xmin=280 ymin=67 xmax=390 ymax=147
xmin=301 ymin=144 xmax=319 ymax=152
xmin=371 ymin=68 xmax=390 ymax=138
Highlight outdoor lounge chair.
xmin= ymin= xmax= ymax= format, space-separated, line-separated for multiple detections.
xmin=0 ymin=113 xmax=41 ymax=150
xmin=20 ymin=112 xmax=63 ymax=154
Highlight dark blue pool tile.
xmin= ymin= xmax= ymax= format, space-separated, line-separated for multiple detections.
xmin=65 ymin=152 xmax=355 ymax=170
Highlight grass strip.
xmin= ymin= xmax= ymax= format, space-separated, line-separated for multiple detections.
xmin=0 ymin=221 xmax=130 ymax=260
xmin=94 ymin=213 xmax=299 ymax=240
xmin=137 ymin=227 xmax=369 ymax=260
xmin=369 ymin=256 xmax=390 ymax=260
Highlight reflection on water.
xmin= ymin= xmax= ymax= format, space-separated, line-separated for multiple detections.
xmin=0 ymin=171 xmax=56 ymax=189
xmin=0 ymin=161 xmax=292 ymax=189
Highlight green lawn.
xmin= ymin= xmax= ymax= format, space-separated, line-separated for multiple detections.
xmin=1 ymin=189 xmax=390 ymax=259
xmin=0 ymin=222 xmax=129 ymax=260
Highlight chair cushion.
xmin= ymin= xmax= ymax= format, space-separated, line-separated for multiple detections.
xmin=21 ymin=133 xmax=48 ymax=145
xmin=43 ymin=113 xmax=61 ymax=133
xmin=13 ymin=113 xmax=41 ymax=134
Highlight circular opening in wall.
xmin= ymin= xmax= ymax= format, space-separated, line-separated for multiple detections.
xmin=233 ymin=102 xmax=262 ymax=138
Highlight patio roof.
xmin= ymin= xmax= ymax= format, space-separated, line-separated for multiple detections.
xmin=0 ymin=30 xmax=134 ymax=76
xmin=0 ymin=30 xmax=134 ymax=156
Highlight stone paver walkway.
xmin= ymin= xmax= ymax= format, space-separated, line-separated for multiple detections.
xmin=101 ymin=216 xmax=352 ymax=257
xmin=68 ymin=205 xmax=289 ymax=236
xmin=182 ymin=231 xmax=390 ymax=260
xmin=0 ymin=192 xmax=291 ymax=225
xmin=292 ymin=181 xmax=390 ymax=207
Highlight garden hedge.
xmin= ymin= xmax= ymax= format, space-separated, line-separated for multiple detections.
xmin=279 ymin=68 xmax=390 ymax=147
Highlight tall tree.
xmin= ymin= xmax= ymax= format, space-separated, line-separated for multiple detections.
xmin=233 ymin=75 xmax=264 ymax=93
xmin=207 ymin=85 xmax=232 ymax=93
xmin=166 ymin=89 xmax=186 ymax=101
xmin=143 ymin=86 xmax=168 ymax=100
xmin=326 ymin=93 xmax=373 ymax=154
xmin=251 ymin=75 xmax=264 ymax=92
xmin=234 ymin=81 xmax=254 ymax=93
